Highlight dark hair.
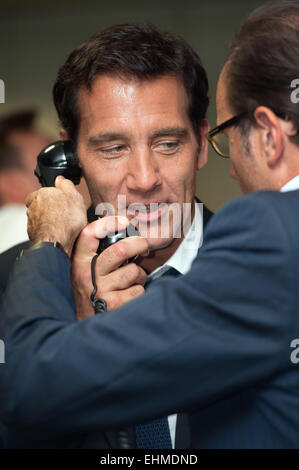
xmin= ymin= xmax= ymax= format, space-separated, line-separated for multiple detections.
xmin=226 ymin=1 xmax=299 ymax=134
xmin=53 ymin=23 xmax=209 ymax=145
xmin=0 ymin=110 xmax=36 ymax=171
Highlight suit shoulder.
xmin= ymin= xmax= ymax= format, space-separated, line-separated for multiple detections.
xmin=202 ymin=190 xmax=294 ymax=252
xmin=208 ymin=189 xmax=298 ymax=227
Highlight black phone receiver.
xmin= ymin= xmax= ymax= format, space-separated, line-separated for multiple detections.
xmin=34 ymin=140 xmax=82 ymax=187
xmin=97 ymin=226 xmax=140 ymax=262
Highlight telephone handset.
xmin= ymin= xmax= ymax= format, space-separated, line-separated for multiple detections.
xmin=34 ymin=140 xmax=82 ymax=187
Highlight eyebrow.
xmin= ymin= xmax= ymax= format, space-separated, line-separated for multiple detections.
xmin=87 ymin=127 xmax=189 ymax=148
xmin=149 ymin=127 xmax=189 ymax=141
xmin=87 ymin=133 xmax=127 ymax=148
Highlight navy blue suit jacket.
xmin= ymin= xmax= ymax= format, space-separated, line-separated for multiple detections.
xmin=0 ymin=191 xmax=299 ymax=448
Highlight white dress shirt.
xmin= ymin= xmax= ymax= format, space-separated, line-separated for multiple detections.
xmin=145 ymin=201 xmax=203 ymax=448
xmin=280 ymin=174 xmax=299 ymax=192
xmin=0 ymin=204 xmax=28 ymax=254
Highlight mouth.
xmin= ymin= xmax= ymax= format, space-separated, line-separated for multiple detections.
xmin=127 ymin=203 xmax=168 ymax=222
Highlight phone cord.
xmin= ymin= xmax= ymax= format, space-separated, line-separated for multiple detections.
xmin=90 ymin=254 xmax=107 ymax=314
xmin=89 ymin=254 xmax=132 ymax=448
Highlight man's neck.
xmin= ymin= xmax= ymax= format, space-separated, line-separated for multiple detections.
xmin=137 ymin=202 xmax=196 ymax=275
xmin=137 ymin=235 xmax=185 ymax=274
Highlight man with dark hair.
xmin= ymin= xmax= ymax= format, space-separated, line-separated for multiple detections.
xmin=0 ymin=24 xmax=212 ymax=448
xmin=0 ymin=110 xmax=51 ymax=253
xmin=53 ymin=23 xmax=208 ymax=145
xmin=2 ymin=2 xmax=299 ymax=448
xmin=52 ymin=23 xmax=211 ymax=321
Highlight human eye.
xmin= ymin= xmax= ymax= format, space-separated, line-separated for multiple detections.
xmin=100 ymin=145 xmax=126 ymax=158
xmin=154 ymin=140 xmax=180 ymax=155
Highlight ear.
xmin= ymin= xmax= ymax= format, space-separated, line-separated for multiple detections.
xmin=253 ymin=106 xmax=285 ymax=168
xmin=59 ymin=129 xmax=69 ymax=141
xmin=197 ymin=118 xmax=210 ymax=170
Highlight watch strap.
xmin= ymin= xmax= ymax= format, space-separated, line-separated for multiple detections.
xmin=19 ymin=241 xmax=67 ymax=258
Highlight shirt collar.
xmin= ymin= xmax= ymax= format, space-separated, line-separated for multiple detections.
xmin=280 ymin=174 xmax=299 ymax=192
xmin=147 ymin=201 xmax=203 ymax=282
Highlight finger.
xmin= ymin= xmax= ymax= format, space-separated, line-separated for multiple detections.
xmin=25 ymin=190 xmax=39 ymax=208
xmin=55 ymin=175 xmax=79 ymax=197
xmin=94 ymin=216 xmax=129 ymax=239
xmin=98 ymin=263 xmax=147 ymax=292
xmin=74 ymin=216 xmax=130 ymax=257
xmin=101 ymin=284 xmax=145 ymax=311
xmin=96 ymin=236 xmax=149 ymax=276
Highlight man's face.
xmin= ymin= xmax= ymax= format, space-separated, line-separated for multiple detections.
xmin=77 ymin=75 xmax=207 ymax=251
xmin=216 ymin=69 xmax=266 ymax=194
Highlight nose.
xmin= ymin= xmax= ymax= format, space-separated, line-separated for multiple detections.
xmin=126 ymin=148 xmax=162 ymax=193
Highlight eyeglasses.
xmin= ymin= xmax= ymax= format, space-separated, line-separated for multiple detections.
xmin=207 ymin=110 xmax=288 ymax=159
xmin=207 ymin=112 xmax=247 ymax=159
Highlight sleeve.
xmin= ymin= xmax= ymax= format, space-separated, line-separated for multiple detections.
xmin=0 ymin=193 xmax=295 ymax=435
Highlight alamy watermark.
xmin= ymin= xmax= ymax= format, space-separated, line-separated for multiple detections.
xmin=95 ymin=197 xmax=203 ymax=250
xmin=0 ymin=339 xmax=5 ymax=363
xmin=290 ymin=339 xmax=299 ymax=364
xmin=290 ymin=79 xmax=299 ymax=104
xmin=0 ymin=79 xmax=5 ymax=103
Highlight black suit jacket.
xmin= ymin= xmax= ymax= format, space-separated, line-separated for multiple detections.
xmin=0 ymin=200 xmax=213 ymax=448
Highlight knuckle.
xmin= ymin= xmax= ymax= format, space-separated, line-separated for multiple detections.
xmin=40 ymin=187 xmax=52 ymax=197
xmin=138 ymin=269 xmax=147 ymax=285
xmin=112 ymin=241 xmax=127 ymax=259
xmin=127 ymin=262 xmax=139 ymax=279
xmin=130 ymin=285 xmax=144 ymax=297
xmin=80 ymin=223 xmax=93 ymax=238
xmin=97 ymin=276 xmax=108 ymax=295
xmin=139 ymin=239 xmax=150 ymax=254
xmin=106 ymin=294 xmax=119 ymax=311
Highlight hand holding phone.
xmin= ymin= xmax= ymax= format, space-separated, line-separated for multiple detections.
xmin=72 ymin=217 xmax=148 ymax=319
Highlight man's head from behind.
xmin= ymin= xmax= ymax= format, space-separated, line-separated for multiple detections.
xmin=53 ymin=23 xmax=209 ymax=257
xmin=0 ymin=110 xmax=51 ymax=205
xmin=216 ymin=0 xmax=299 ymax=194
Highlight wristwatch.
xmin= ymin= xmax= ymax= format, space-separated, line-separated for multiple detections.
xmin=19 ymin=241 xmax=67 ymax=258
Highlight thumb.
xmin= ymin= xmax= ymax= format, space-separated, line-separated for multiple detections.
xmin=55 ymin=175 xmax=79 ymax=197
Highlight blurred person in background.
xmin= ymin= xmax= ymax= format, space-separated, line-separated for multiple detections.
xmin=0 ymin=110 xmax=51 ymax=253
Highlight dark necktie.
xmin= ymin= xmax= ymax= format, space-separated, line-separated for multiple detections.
xmin=135 ymin=266 xmax=180 ymax=449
